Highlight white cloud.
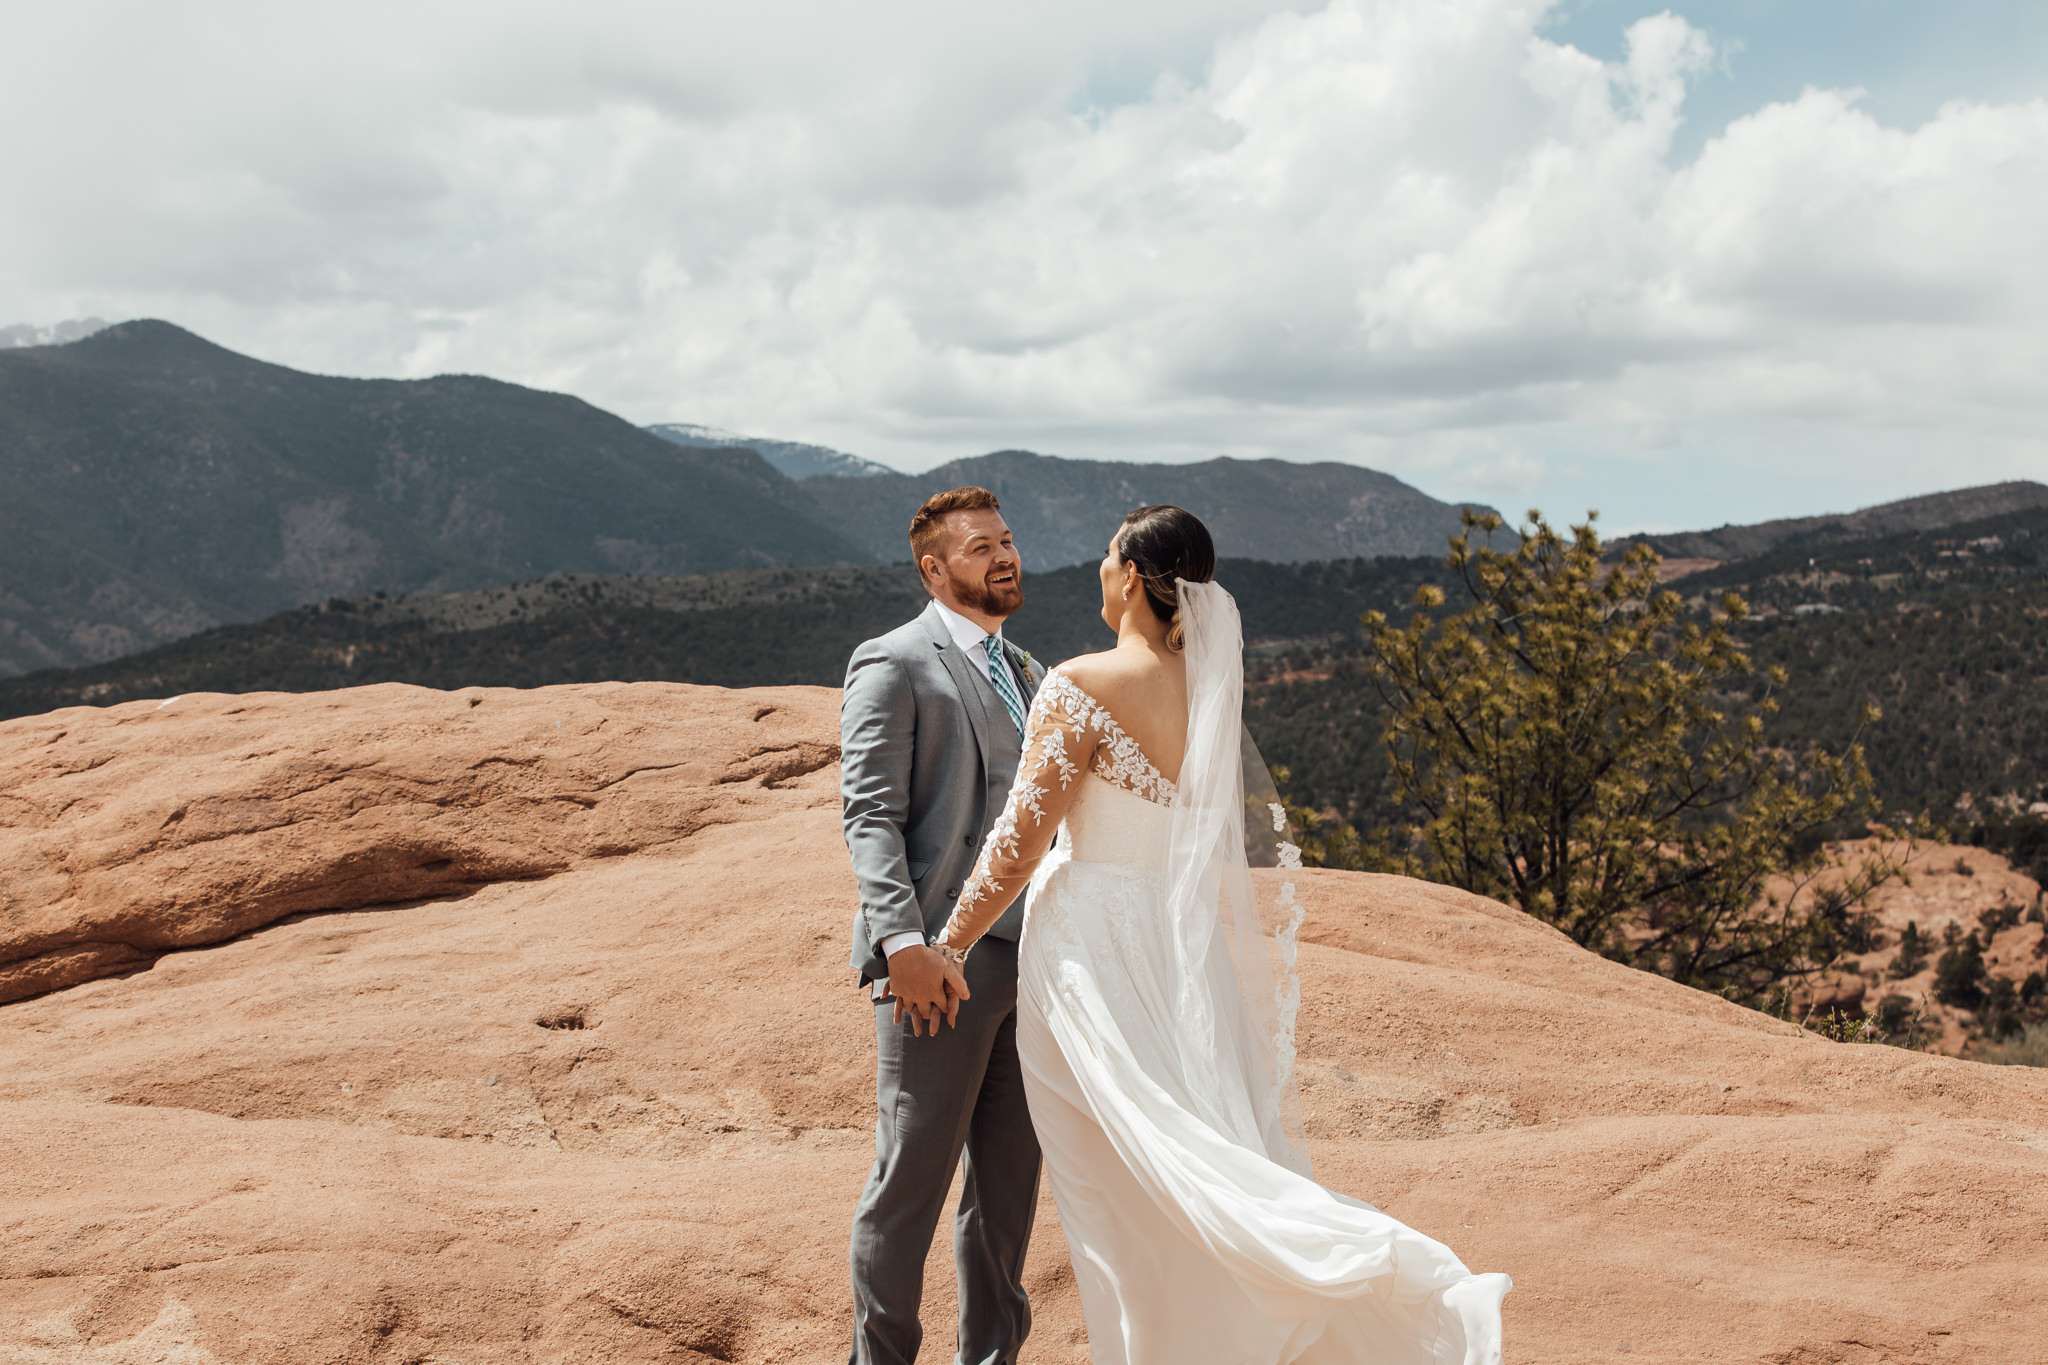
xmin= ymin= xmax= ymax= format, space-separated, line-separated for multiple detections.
xmin=2 ymin=0 xmax=2043 ymax=530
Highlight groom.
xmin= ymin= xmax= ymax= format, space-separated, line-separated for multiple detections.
xmin=841 ymin=486 xmax=1045 ymax=1365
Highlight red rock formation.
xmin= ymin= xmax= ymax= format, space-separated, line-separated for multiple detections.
xmin=0 ymin=683 xmax=837 ymax=1003
xmin=1 ymin=684 xmax=2045 ymax=1363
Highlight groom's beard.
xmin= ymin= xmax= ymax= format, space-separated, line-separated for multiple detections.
xmin=950 ymin=565 xmax=1025 ymax=618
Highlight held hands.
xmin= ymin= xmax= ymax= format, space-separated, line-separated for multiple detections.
xmin=883 ymin=943 xmax=971 ymax=1036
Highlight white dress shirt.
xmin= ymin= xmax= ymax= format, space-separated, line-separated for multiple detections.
xmin=872 ymin=600 xmax=1008 ymax=998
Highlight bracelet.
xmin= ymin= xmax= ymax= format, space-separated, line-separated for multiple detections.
xmin=932 ymin=942 xmax=969 ymax=967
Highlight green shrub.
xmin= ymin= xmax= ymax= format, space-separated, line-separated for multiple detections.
xmin=1806 ymin=1009 xmax=1884 ymax=1043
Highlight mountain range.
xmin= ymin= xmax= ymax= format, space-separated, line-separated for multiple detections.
xmin=657 ymin=420 xmax=2048 ymax=576
xmin=0 ymin=321 xmax=1497 ymax=675
xmin=777 ymin=450 xmax=1501 ymax=567
xmin=636 ymin=426 xmax=1498 ymax=567
xmin=0 ymin=322 xmax=871 ymax=676
xmin=1612 ymin=481 xmax=2048 ymax=563
xmin=7 ymin=318 xmax=2038 ymax=684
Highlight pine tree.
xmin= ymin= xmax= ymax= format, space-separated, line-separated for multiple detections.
xmin=1362 ymin=510 xmax=1907 ymax=1006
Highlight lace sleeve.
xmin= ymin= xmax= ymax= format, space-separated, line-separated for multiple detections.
xmin=935 ymin=673 xmax=1100 ymax=958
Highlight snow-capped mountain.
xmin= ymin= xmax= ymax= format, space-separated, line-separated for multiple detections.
xmin=645 ymin=422 xmax=898 ymax=479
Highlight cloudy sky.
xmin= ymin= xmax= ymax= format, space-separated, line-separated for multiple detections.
xmin=4 ymin=0 xmax=2045 ymax=531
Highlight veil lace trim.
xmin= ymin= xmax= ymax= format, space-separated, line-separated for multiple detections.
xmin=1165 ymin=580 xmax=1313 ymax=1174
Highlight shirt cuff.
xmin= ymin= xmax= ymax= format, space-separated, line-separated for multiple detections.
xmin=878 ymin=931 xmax=927 ymax=960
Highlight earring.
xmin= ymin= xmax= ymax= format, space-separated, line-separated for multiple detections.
xmin=1121 ymin=585 xmax=1130 ymax=601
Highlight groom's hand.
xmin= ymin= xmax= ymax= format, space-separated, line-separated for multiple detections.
xmin=886 ymin=943 xmax=971 ymax=1035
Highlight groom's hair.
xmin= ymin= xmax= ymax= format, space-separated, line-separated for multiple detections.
xmin=908 ymin=486 xmax=1003 ymax=565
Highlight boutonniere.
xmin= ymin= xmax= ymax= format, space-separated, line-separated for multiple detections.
xmin=1013 ymin=646 xmax=1035 ymax=671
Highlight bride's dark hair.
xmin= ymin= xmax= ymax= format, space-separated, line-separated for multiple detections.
xmin=1116 ymin=505 xmax=1216 ymax=652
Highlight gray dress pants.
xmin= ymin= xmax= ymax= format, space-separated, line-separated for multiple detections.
xmin=849 ymin=936 xmax=1042 ymax=1365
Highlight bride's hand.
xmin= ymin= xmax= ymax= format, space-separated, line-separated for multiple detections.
xmin=885 ymin=944 xmax=971 ymax=1036
xmin=892 ymin=968 xmax=970 ymax=1035
xmin=937 ymin=957 xmax=969 ymax=1030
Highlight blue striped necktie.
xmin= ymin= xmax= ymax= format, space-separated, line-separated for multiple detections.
xmin=982 ymin=635 xmax=1027 ymax=738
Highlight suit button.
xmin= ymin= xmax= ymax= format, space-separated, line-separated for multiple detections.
xmin=946 ymin=887 xmax=959 ymax=899
xmin=964 ymin=835 xmax=975 ymax=847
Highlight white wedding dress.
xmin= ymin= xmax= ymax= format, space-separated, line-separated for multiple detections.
xmin=940 ymin=583 xmax=1509 ymax=1365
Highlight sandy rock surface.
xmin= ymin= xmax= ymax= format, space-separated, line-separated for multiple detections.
xmin=2 ymin=683 xmax=2046 ymax=1364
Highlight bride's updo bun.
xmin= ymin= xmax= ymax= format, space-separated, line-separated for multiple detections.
xmin=1116 ymin=505 xmax=1216 ymax=652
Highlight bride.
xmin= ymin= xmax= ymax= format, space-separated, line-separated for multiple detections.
xmin=928 ymin=505 xmax=1511 ymax=1364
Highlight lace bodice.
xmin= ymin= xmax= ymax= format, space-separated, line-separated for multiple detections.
xmin=1045 ymin=673 xmax=1177 ymax=808
xmin=937 ymin=669 xmax=1176 ymax=955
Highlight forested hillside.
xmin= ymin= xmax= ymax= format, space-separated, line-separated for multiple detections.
xmin=1714 ymin=506 xmax=2048 ymax=817
xmin=0 ymin=557 xmax=1451 ymax=721
xmin=1247 ymin=506 xmax=2048 ymax=830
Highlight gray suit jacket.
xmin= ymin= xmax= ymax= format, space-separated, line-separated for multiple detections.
xmin=841 ymin=600 xmax=1046 ymax=983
